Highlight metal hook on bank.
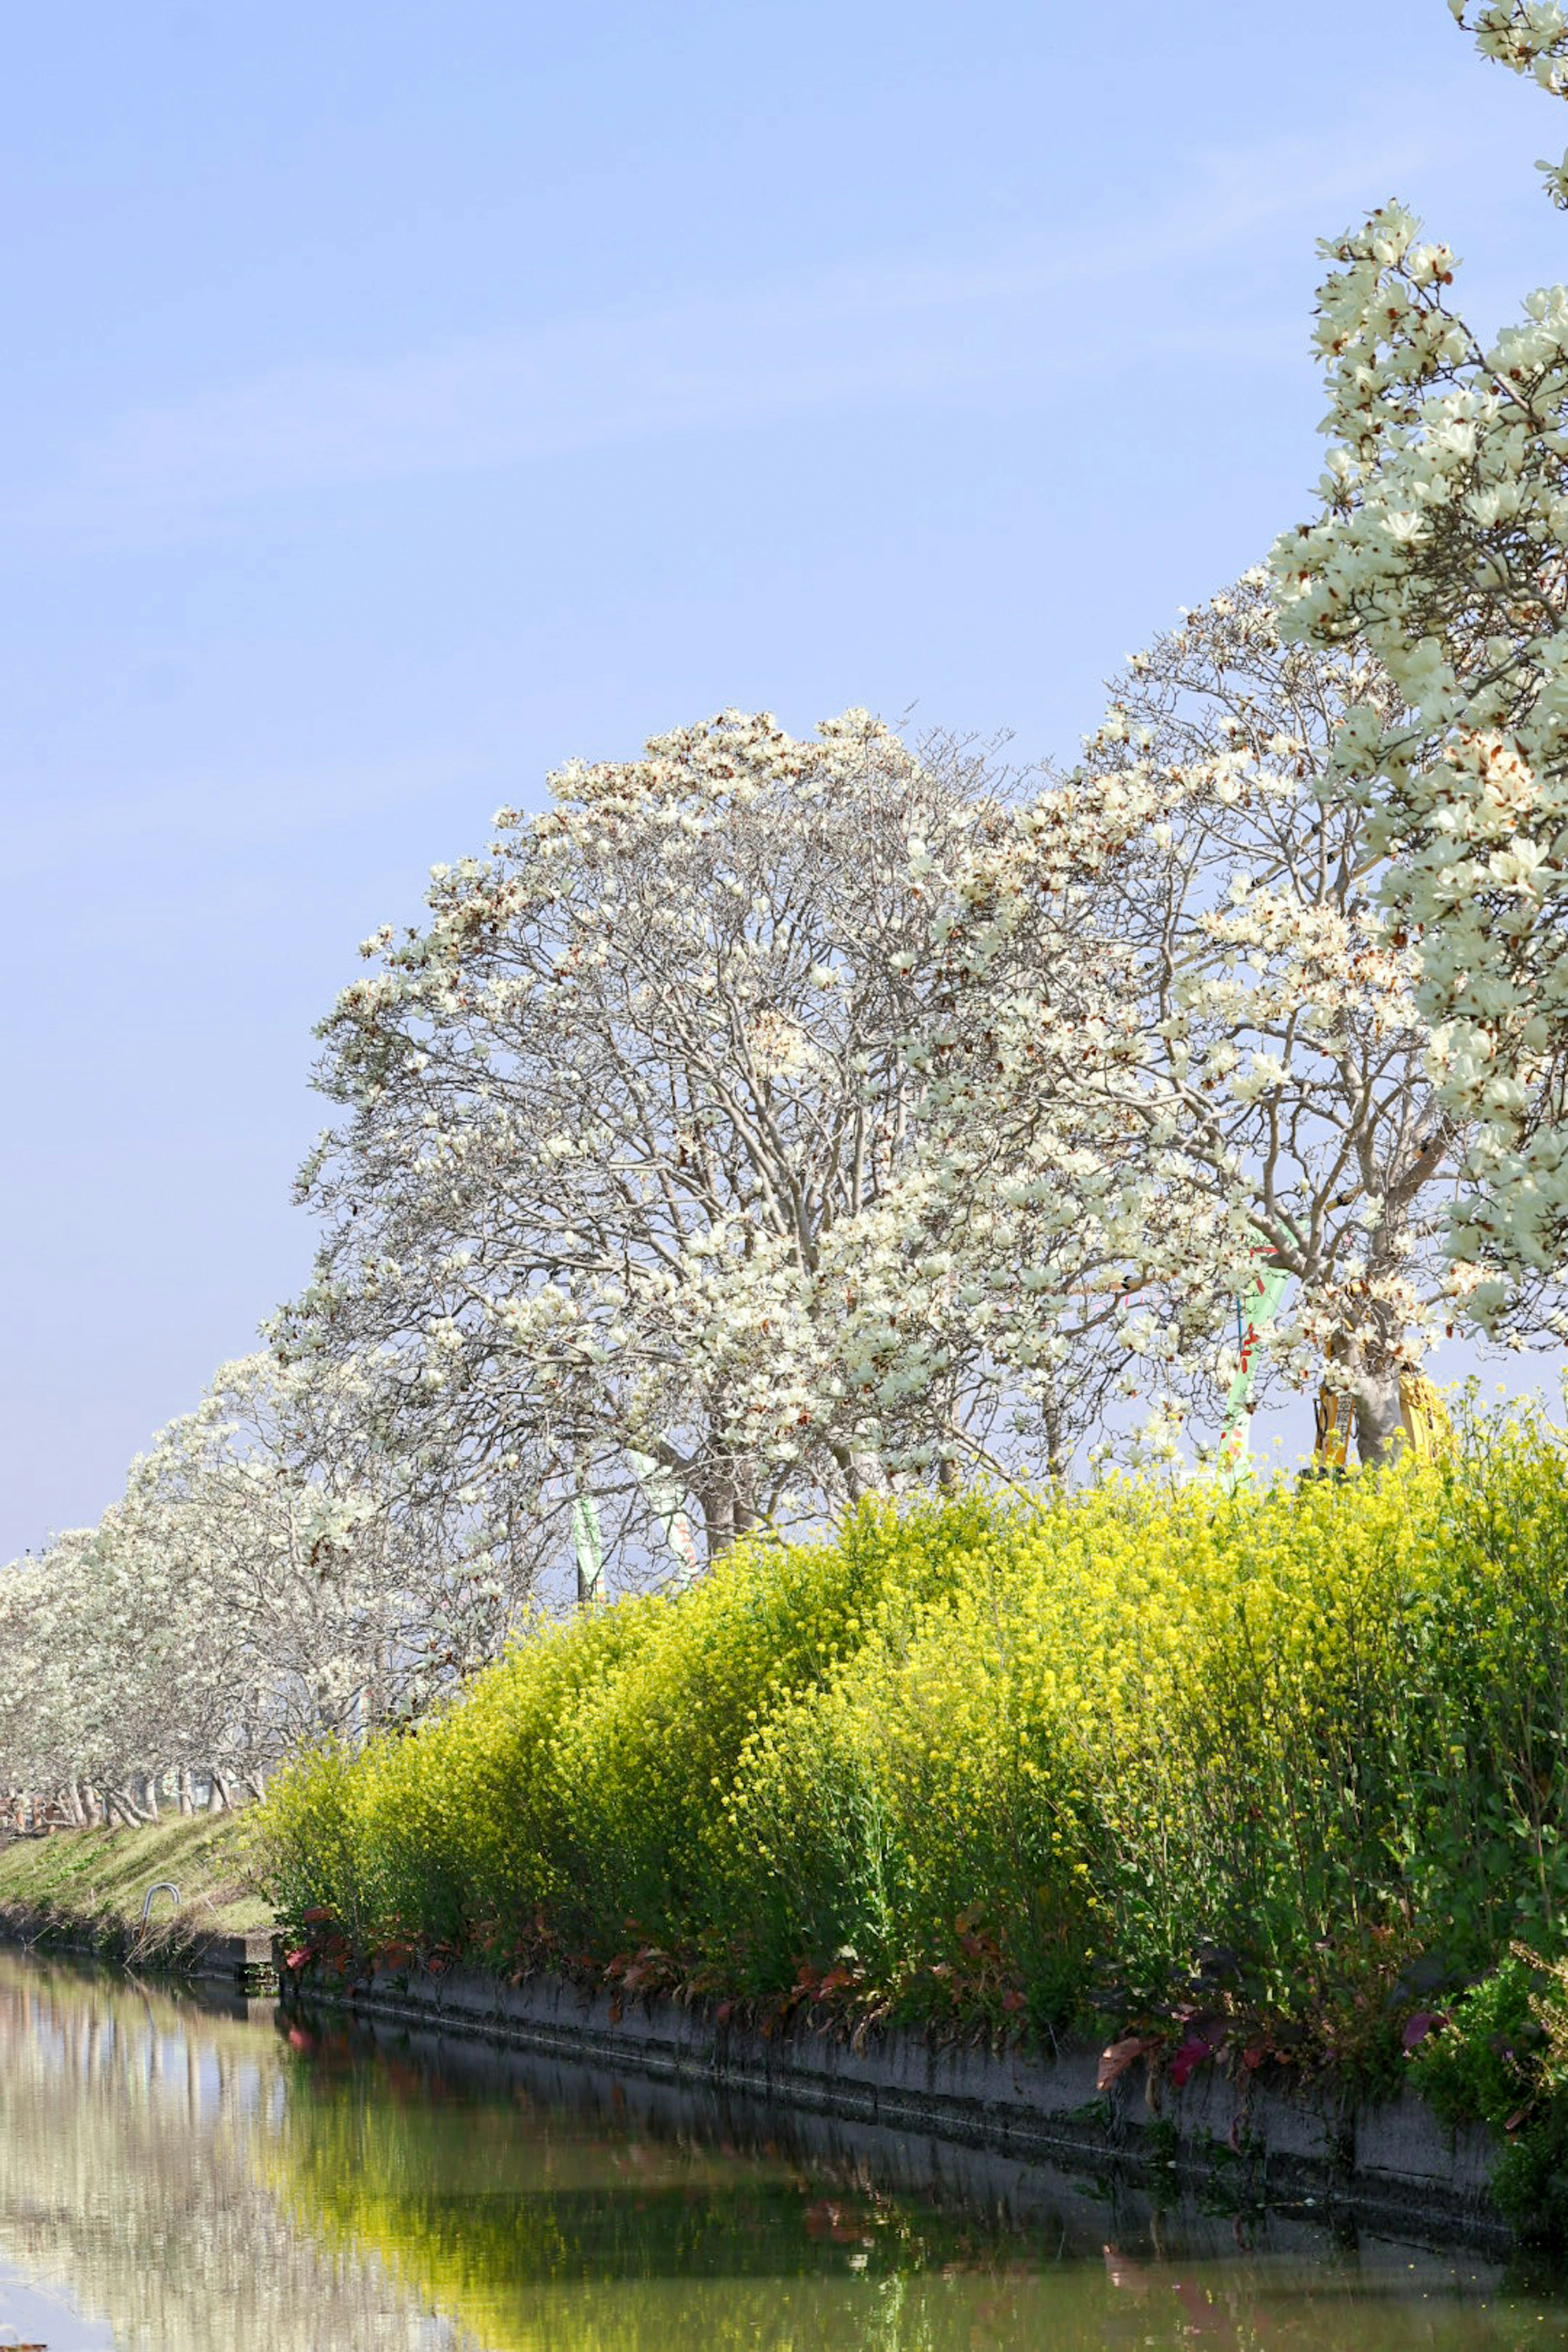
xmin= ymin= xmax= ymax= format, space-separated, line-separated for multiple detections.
xmin=135 ymin=1881 xmax=181 ymax=1951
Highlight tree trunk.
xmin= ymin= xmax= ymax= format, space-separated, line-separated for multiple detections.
xmin=210 ymin=1769 xmax=234 ymax=1813
xmin=830 ymin=1443 xmax=891 ymax=1510
xmin=700 ymin=1482 xmax=735 ymax=1562
xmin=177 ymin=1767 xmax=194 ymax=1817
xmin=1042 ymin=1386 xmax=1068 ymax=1483
xmin=63 ymin=1782 xmax=86 ymax=1828
xmin=1354 ymin=1363 xmax=1406 ymax=1467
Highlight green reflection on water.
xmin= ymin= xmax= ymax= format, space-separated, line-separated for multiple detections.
xmin=4 ymin=1950 xmax=1568 ymax=2350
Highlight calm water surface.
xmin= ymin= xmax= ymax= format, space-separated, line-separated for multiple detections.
xmin=2 ymin=1949 xmax=1568 ymax=2351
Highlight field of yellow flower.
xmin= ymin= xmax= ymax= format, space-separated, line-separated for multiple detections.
xmin=258 ymin=1407 xmax=1568 ymax=2227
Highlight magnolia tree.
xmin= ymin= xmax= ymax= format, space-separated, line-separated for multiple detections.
xmin=1 ymin=1523 xmax=189 ymax=1824
xmin=1074 ymin=577 xmax=1478 ymax=1458
xmin=0 ymin=1541 xmax=91 ymax=1814
xmin=926 ymin=579 xmax=1481 ymax=1462
xmin=0 ymin=1352 xmax=535 ymax=1813
xmin=1271 ymin=0 xmax=1568 ymax=1322
xmin=281 ymin=710 xmax=1138 ymax=1569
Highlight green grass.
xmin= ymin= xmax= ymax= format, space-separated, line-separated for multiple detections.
xmin=0 ymin=1811 xmax=269 ymax=1944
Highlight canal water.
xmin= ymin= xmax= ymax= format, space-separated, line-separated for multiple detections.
xmin=4 ymin=1951 xmax=1568 ymax=2351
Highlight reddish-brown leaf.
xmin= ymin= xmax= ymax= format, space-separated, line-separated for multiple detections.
xmin=1097 ymin=2034 xmax=1151 ymax=2093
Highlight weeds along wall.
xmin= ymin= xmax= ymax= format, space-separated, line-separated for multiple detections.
xmin=261 ymin=1415 xmax=1568 ymax=2071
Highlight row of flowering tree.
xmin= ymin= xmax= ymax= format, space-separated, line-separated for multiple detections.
xmin=0 ymin=1353 xmax=537 ymax=1820
xmin=9 ymin=0 xmax=1568 ymax=1812
xmin=1 ymin=614 xmax=1516 ymax=1809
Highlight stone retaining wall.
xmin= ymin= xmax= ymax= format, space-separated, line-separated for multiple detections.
xmin=281 ymin=1957 xmax=1504 ymax=2250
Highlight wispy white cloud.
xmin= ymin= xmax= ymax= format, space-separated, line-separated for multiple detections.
xmin=57 ymin=127 xmax=1422 ymax=528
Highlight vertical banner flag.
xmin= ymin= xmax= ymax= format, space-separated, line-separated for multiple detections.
xmin=627 ymin=1449 xmax=702 ymax=1588
xmin=1215 ymin=1263 xmax=1291 ymax=1494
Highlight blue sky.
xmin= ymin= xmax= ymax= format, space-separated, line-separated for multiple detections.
xmin=4 ymin=0 xmax=1566 ymax=1555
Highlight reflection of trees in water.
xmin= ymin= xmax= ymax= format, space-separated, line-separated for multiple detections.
xmin=0 ymin=1958 xmax=1548 ymax=2352
xmin=274 ymin=2079 xmax=1050 ymax=2352
xmin=0 ymin=1956 xmax=466 ymax=2352
xmin=265 ymin=2030 xmax=1554 ymax=2352
xmin=261 ymin=2042 xmax=1215 ymax=2352
xmin=270 ymin=2029 xmax=1078 ymax=2351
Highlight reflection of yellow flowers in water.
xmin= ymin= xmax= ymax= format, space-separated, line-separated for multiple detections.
xmin=261 ymin=1402 xmax=1568 ymax=2079
xmin=267 ymin=2077 xmax=1106 ymax=2352
xmin=265 ymin=2066 xmax=1558 ymax=2352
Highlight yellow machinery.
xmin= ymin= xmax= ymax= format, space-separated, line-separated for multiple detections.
xmin=1311 ymin=1385 xmax=1354 ymax=1471
xmin=1312 ymin=1368 xmax=1452 ymax=1470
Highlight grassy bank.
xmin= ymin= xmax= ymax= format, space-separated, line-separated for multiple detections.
xmin=260 ymin=1412 xmax=1568 ymax=2235
xmin=0 ymin=1812 xmax=268 ymax=1953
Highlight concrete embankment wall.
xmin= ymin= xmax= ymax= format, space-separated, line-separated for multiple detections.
xmin=280 ymin=1958 xmax=1504 ymax=2252
xmin=0 ymin=1902 xmax=274 ymax=1986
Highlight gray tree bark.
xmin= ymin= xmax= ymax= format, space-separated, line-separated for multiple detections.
xmin=1354 ymin=1362 xmax=1406 ymax=1468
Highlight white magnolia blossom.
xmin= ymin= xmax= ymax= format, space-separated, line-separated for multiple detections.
xmin=1269 ymin=0 xmax=1568 ymax=1326
xmin=1271 ymin=3 xmax=1568 ymax=1318
xmin=1451 ymin=0 xmax=1568 ymax=199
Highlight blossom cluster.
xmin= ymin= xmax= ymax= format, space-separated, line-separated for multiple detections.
xmin=1452 ymin=0 xmax=1568 ymax=198
xmin=1271 ymin=7 xmax=1568 ymax=1312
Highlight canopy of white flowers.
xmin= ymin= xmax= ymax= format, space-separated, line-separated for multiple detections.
xmin=1274 ymin=0 xmax=1568 ymax=1316
xmin=0 ymin=1352 xmax=535 ymax=1821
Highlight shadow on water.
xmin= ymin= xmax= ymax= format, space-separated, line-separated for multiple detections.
xmin=5 ymin=1946 xmax=1568 ymax=2349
